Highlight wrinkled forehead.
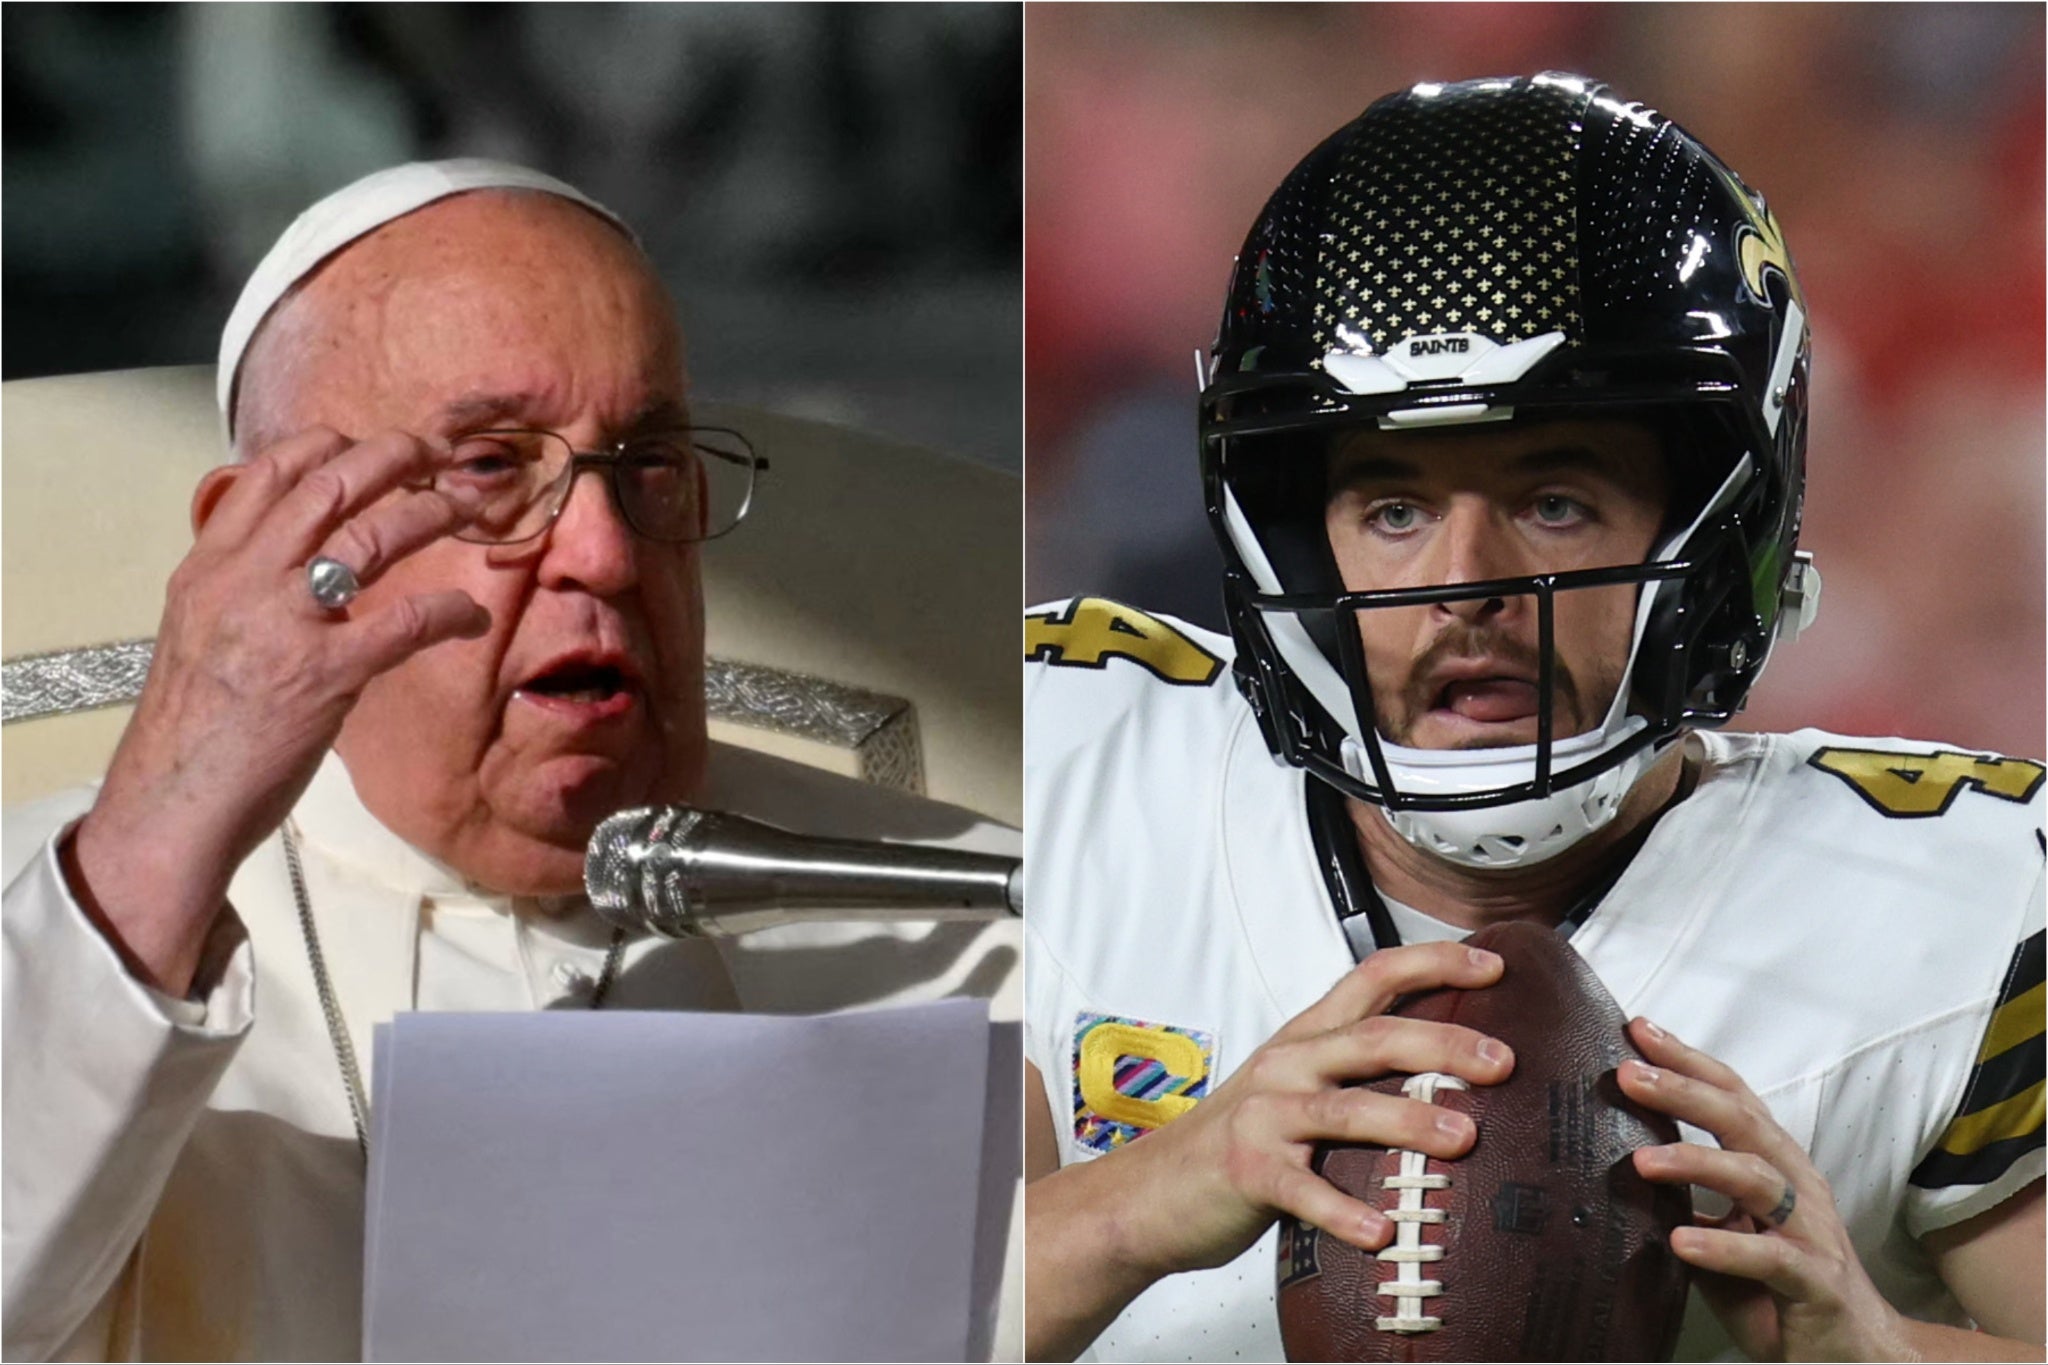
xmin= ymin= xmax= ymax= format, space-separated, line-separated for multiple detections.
xmin=239 ymin=192 xmax=684 ymax=443
xmin=223 ymin=160 xmax=641 ymax=427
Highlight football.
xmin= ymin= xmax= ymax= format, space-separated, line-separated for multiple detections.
xmin=1276 ymin=921 xmax=1692 ymax=1362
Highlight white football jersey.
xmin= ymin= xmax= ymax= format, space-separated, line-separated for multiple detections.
xmin=1025 ymin=597 xmax=2045 ymax=1363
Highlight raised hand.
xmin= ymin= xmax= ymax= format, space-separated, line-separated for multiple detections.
xmin=66 ymin=427 xmax=489 ymax=997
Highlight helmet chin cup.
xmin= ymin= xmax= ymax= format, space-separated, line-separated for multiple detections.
xmin=1346 ymin=725 xmax=1660 ymax=868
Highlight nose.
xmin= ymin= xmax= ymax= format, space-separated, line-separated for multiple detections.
xmin=536 ymin=467 xmax=640 ymax=596
xmin=1433 ymin=499 xmax=1521 ymax=624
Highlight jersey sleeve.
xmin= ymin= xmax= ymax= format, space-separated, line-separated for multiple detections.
xmin=1023 ymin=596 xmax=1237 ymax=1167
xmin=1025 ymin=595 xmax=1235 ymax=783
xmin=1904 ymin=849 xmax=2046 ymax=1236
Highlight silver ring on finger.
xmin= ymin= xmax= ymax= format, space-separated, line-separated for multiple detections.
xmin=306 ymin=555 xmax=362 ymax=611
xmin=1761 ymin=1180 xmax=1796 ymax=1229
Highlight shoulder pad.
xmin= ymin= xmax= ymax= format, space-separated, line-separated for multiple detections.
xmin=1026 ymin=597 xmax=1230 ymax=689
xmin=1025 ymin=597 xmax=1239 ymax=770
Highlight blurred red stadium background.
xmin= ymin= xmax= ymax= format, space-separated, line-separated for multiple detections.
xmin=1025 ymin=1 xmax=2045 ymax=759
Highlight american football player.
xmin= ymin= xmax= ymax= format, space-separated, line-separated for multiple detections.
xmin=1023 ymin=73 xmax=2044 ymax=1362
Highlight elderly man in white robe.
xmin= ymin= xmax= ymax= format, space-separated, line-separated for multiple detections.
xmin=2 ymin=162 xmax=1019 ymax=1361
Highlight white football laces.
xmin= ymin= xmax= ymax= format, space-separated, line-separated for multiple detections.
xmin=1374 ymin=1072 xmax=1467 ymax=1332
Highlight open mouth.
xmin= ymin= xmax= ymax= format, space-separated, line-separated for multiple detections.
xmin=1433 ymin=677 xmax=1541 ymax=724
xmin=515 ymin=659 xmax=640 ymax=719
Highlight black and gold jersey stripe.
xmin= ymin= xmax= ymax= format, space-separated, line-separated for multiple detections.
xmin=1912 ymin=929 xmax=2045 ymax=1190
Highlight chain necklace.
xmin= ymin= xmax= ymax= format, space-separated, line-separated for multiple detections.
xmin=281 ymin=822 xmax=626 ymax=1162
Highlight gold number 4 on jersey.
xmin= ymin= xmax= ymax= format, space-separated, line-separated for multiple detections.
xmin=1810 ymin=747 xmax=2045 ymax=818
xmin=1025 ymin=597 xmax=1223 ymax=686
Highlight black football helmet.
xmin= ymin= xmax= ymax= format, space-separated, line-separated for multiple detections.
xmin=1200 ymin=73 xmax=1819 ymax=867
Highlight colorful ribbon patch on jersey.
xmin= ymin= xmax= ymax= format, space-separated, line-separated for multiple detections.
xmin=1912 ymin=928 xmax=2045 ymax=1189
xmin=1071 ymin=1012 xmax=1216 ymax=1153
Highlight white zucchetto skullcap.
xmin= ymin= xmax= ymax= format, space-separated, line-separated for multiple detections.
xmin=217 ymin=158 xmax=632 ymax=434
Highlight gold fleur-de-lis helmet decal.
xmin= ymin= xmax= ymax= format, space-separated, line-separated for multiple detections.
xmin=1713 ymin=162 xmax=1804 ymax=311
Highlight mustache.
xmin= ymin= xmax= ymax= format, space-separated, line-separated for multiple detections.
xmin=1393 ymin=623 xmax=1581 ymax=724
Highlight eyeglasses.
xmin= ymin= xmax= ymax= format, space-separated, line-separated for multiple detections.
xmin=431 ymin=427 xmax=767 ymax=545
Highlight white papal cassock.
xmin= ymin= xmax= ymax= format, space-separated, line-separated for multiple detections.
xmin=4 ymin=744 xmax=1020 ymax=1361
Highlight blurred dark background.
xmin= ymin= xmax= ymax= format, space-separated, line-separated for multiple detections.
xmin=3 ymin=2 xmax=1021 ymax=471
xmin=1025 ymin=1 xmax=2045 ymax=758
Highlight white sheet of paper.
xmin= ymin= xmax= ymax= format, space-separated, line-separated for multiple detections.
xmin=362 ymin=999 xmax=989 ymax=1362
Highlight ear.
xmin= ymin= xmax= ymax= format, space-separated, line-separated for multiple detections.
xmin=190 ymin=465 xmax=242 ymax=537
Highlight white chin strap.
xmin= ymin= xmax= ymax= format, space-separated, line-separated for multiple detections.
xmin=1345 ymin=724 xmax=1658 ymax=869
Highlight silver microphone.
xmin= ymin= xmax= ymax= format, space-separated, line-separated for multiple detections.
xmin=585 ymin=805 xmax=1024 ymax=939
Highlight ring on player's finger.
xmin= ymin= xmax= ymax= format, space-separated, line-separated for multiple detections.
xmin=1761 ymin=1180 xmax=1796 ymax=1228
xmin=306 ymin=555 xmax=361 ymax=611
